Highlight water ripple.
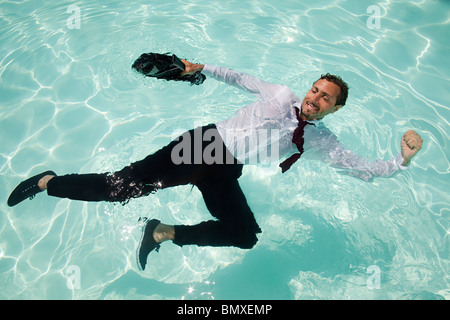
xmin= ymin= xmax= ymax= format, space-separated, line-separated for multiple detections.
xmin=1 ymin=0 xmax=448 ymax=299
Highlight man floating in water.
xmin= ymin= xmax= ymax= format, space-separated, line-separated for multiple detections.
xmin=8 ymin=53 xmax=423 ymax=270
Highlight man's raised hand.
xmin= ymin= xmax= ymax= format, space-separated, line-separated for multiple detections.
xmin=401 ymin=130 xmax=423 ymax=166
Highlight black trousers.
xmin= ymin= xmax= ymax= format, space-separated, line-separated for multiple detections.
xmin=46 ymin=124 xmax=261 ymax=249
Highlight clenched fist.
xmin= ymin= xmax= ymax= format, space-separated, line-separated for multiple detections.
xmin=401 ymin=130 xmax=423 ymax=166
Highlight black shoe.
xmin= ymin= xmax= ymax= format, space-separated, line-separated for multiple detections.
xmin=132 ymin=52 xmax=206 ymax=85
xmin=7 ymin=171 xmax=56 ymax=207
xmin=137 ymin=218 xmax=161 ymax=271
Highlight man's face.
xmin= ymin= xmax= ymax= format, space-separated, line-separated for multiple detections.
xmin=300 ymin=79 xmax=342 ymax=121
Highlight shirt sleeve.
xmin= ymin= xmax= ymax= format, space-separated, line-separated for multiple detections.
xmin=305 ymin=124 xmax=408 ymax=181
xmin=202 ymin=64 xmax=283 ymax=101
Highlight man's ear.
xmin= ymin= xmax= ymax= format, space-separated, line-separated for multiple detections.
xmin=333 ymin=104 xmax=343 ymax=113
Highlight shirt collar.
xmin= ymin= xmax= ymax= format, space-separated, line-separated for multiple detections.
xmin=293 ymin=102 xmax=322 ymax=124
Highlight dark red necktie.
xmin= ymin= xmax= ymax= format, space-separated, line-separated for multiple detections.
xmin=279 ymin=106 xmax=313 ymax=173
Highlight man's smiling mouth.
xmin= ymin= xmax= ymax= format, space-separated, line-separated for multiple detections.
xmin=306 ymin=100 xmax=319 ymax=112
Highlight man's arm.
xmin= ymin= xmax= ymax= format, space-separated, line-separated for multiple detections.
xmin=181 ymin=59 xmax=282 ymax=101
xmin=307 ymin=126 xmax=423 ymax=181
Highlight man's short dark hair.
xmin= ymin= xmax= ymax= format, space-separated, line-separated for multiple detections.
xmin=317 ymin=73 xmax=349 ymax=106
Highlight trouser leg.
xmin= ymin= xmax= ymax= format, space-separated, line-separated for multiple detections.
xmin=46 ymin=172 xmax=120 ymax=202
xmin=46 ymin=136 xmax=193 ymax=203
xmin=45 ymin=124 xmax=222 ymax=203
xmin=46 ymin=171 xmax=159 ymax=203
xmin=173 ymin=177 xmax=261 ymax=249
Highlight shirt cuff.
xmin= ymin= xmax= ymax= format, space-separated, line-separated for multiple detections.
xmin=395 ymin=153 xmax=408 ymax=170
xmin=201 ymin=64 xmax=215 ymax=76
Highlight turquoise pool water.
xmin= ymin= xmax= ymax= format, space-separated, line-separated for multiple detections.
xmin=1 ymin=0 xmax=449 ymax=300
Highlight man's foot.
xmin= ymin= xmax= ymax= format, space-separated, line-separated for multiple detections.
xmin=137 ymin=219 xmax=176 ymax=271
xmin=37 ymin=174 xmax=55 ymax=190
xmin=137 ymin=219 xmax=162 ymax=271
xmin=7 ymin=171 xmax=56 ymax=207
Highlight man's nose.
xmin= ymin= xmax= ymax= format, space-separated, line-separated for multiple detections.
xmin=311 ymin=92 xmax=320 ymax=103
